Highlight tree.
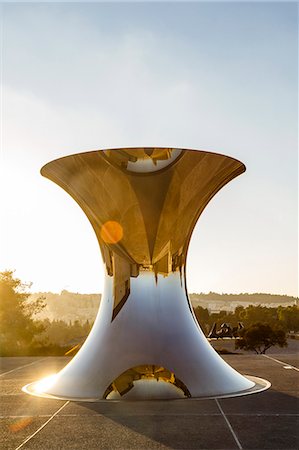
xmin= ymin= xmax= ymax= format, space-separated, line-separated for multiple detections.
xmin=238 ymin=305 xmax=279 ymax=328
xmin=0 ymin=270 xmax=45 ymax=355
xmin=193 ymin=306 xmax=210 ymax=333
xmin=235 ymin=322 xmax=287 ymax=354
xmin=277 ymin=305 xmax=299 ymax=332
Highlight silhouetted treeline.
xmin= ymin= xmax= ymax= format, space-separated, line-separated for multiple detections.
xmin=1 ymin=270 xmax=298 ymax=356
xmin=28 ymin=291 xmax=297 ymax=324
xmin=31 ymin=304 xmax=299 ymax=355
xmin=194 ymin=304 xmax=299 ymax=336
xmin=40 ymin=319 xmax=93 ymax=347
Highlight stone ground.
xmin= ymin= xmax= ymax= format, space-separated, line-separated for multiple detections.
xmin=0 ymin=340 xmax=298 ymax=450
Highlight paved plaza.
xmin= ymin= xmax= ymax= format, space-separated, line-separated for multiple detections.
xmin=1 ymin=341 xmax=298 ymax=449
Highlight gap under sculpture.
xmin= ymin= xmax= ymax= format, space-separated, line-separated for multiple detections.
xmin=23 ymin=148 xmax=270 ymax=401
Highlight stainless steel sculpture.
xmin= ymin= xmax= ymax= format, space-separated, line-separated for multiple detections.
xmin=23 ymin=148 xmax=270 ymax=401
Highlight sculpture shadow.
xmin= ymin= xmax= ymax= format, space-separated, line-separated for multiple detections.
xmin=76 ymin=389 xmax=299 ymax=450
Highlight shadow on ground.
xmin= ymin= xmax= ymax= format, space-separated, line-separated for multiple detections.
xmin=68 ymin=388 xmax=298 ymax=449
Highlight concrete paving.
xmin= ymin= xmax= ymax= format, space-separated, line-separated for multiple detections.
xmin=0 ymin=342 xmax=298 ymax=449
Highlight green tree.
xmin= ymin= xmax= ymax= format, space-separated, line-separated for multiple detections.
xmin=193 ymin=306 xmax=210 ymax=333
xmin=0 ymin=270 xmax=45 ymax=355
xmin=235 ymin=322 xmax=287 ymax=354
xmin=238 ymin=305 xmax=278 ymax=328
xmin=277 ymin=306 xmax=299 ymax=332
xmin=40 ymin=318 xmax=93 ymax=348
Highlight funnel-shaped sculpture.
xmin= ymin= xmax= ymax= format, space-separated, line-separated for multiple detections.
xmin=24 ymin=148 xmax=270 ymax=401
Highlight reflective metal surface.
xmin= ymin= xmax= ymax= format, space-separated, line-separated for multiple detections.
xmin=23 ymin=147 xmax=270 ymax=401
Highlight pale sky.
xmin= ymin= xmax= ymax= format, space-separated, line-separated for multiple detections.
xmin=0 ymin=2 xmax=297 ymax=296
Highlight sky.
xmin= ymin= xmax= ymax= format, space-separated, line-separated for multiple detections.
xmin=0 ymin=2 xmax=297 ymax=296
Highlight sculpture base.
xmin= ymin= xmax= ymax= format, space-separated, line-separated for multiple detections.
xmin=22 ymin=272 xmax=270 ymax=401
xmin=22 ymin=375 xmax=270 ymax=402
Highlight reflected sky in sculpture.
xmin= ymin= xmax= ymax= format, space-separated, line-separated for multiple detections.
xmin=0 ymin=3 xmax=297 ymax=296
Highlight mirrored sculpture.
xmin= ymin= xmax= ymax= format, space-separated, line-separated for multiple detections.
xmin=23 ymin=148 xmax=270 ymax=401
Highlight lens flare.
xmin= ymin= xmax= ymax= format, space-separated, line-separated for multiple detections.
xmin=9 ymin=417 xmax=32 ymax=433
xmin=100 ymin=221 xmax=123 ymax=244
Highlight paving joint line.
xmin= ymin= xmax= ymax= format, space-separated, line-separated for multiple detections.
xmin=2 ymin=413 xmax=299 ymax=419
xmin=262 ymin=354 xmax=299 ymax=371
xmin=14 ymin=401 xmax=69 ymax=450
xmin=0 ymin=359 xmax=46 ymax=377
xmin=215 ymin=399 xmax=243 ymax=450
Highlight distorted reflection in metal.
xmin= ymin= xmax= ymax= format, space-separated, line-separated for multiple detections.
xmin=104 ymin=364 xmax=191 ymax=399
xmin=23 ymin=147 xmax=270 ymax=401
xmin=103 ymin=147 xmax=182 ymax=173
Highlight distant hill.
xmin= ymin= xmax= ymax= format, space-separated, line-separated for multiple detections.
xmin=30 ymin=290 xmax=101 ymax=322
xmin=190 ymin=292 xmax=298 ymax=304
xmin=29 ymin=290 xmax=297 ymax=322
xmin=190 ymin=292 xmax=298 ymax=313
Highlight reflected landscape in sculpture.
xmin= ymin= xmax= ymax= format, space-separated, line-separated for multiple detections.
xmin=23 ymin=147 xmax=270 ymax=401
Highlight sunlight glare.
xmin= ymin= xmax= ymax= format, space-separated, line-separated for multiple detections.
xmin=33 ymin=374 xmax=57 ymax=394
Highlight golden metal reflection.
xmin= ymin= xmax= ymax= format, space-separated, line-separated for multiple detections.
xmin=64 ymin=343 xmax=81 ymax=356
xmin=103 ymin=364 xmax=191 ymax=399
xmin=41 ymin=148 xmax=245 ymax=321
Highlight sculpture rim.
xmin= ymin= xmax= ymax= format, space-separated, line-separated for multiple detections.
xmin=40 ymin=146 xmax=246 ymax=176
xmin=22 ymin=375 xmax=271 ymax=402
